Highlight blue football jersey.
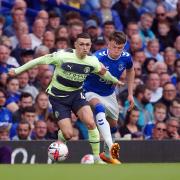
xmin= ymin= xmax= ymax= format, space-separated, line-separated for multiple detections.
xmin=84 ymin=48 xmax=133 ymax=96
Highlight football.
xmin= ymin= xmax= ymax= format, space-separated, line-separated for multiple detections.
xmin=48 ymin=141 xmax=68 ymax=162
xmin=80 ymin=154 xmax=94 ymax=164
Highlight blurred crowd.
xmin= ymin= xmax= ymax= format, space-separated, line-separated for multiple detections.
xmin=0 ymin=0 xmax=180 ymax=142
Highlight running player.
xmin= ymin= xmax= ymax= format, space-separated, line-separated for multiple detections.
xmin=8 ymin=33 xmax=123 ymax=164
xmin=84 ymin=31 xmax=135 ymax=164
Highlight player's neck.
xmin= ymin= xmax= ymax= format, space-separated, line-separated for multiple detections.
xmin=75 ymin=50 xmax=86 ymax=59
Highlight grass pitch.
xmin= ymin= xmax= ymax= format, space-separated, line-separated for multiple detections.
xmin=0 ymin=163 xmax=180 ymax=180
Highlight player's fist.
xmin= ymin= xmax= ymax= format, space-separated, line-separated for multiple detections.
xmin=8 ymin=68 xmax=16 ymax=77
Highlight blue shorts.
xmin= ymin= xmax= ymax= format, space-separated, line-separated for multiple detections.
xmin=49 ymin=90 xmax=88 ymax=121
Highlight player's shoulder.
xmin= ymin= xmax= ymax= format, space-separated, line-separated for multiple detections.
xmin=94 ymin=48 xmax=107 ymax=57
xmin=121 ymin=51 xmax=131 ymax=58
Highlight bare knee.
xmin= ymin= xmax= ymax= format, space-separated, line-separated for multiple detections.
xmin=63 ymin=130 xmax=74 ymax=140
xmin=86 ymin=120 xmax=96 ymax=130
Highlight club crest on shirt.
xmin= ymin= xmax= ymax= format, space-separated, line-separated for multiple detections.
xmin=55 ymin=111 xmax=59 ymax=119
xmin=84 ymin=67 xmax=90 ymax=73
xmin=118 ymin=64 xmax=124 ymax=71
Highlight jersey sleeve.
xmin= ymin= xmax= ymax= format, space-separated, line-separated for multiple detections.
xmin=14 ymin=51 xmax=61 ymax=75
xmin=91 ymin=56 xmax=102 ymax=73
xmin=126 ymin=55 xmax=133 ymax=70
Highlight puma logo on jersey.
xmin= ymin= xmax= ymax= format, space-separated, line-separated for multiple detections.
xmin=67 ymin=65 xmax=73 ymax=69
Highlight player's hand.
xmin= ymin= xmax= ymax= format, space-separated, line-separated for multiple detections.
xmin=8 ymin=68 xmax=16 ymax=77
xmin=117 ymin=80 xmax=125 ymax=86
xmin=127 ymin=95 xmax=134 ymax=112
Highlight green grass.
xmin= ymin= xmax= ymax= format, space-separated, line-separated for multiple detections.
xmin=0 ymin=163 xmax=180 ymax=180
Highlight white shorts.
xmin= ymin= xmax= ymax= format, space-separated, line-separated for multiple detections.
xmin=85 ymin=92 xmax=119 ymax=120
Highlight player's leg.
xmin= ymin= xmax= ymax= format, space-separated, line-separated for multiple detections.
xmin=57 ymin=118 xmax=74 ymax=142
xmin=76 ymin=105 xmax=105 ymax=164
xmin=85 ymin=92 xmax=113 ymax=150
xmin=48 ymin=95 xmax=74 ymax=142
xmin=72 ymin=91 xmax=105 ymax=164
xmin=98 ymin=93 xmax=120 ymax=164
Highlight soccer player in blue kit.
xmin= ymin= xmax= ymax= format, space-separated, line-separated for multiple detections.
xmin=84 ymin=31 xmax=135 ymax=164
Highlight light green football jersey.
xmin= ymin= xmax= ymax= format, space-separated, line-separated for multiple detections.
xmin=14 ymin=49 xmax=101 ymax=96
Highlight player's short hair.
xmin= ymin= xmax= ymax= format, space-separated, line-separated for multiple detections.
xmin=76 ymin=32 xmax=91 ymax=40
xmin=109 ymin=31 xmax=126 ymax=45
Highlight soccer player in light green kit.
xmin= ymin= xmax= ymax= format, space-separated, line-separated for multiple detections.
xmin=9 ymin=33 xmax=123 ymax=164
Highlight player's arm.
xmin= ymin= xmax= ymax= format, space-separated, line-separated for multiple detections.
xmin=8 ymin=52 xmax=60 ymax=76
xmin=126 ymin=66 xmax=135 ymax=111
xmin=97 ymin=63 xmax=124 ymax=85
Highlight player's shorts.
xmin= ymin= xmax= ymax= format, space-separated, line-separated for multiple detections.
xmin=85 ymin=91 xmax=119 ymax=120
xmin=49 ymin=90 xmax=88 ymax=121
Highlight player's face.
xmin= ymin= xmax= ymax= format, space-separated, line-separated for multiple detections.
xmin=107 ymin=40 xmax=124 ymax=59
xmin=75 ymin=38 xmax=92 ymax=58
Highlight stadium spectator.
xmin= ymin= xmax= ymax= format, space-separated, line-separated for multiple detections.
xmin=45 ymin=113 xmax=58 ymax=140
xmin=134 ymin=61 xmax=142 ymax=78
xmin=9 ymin=21 xmax=29 ymax=50
xmin=163 ymin=47 xmax=176 ymax=75
xmin=139 ymin=12 xmax=155 ymax=45
xmin=0 ymin=88 xmax=12 ymax=127
xmin=47 ymin=10 xmax=61 ymax=32
xmin=35 ymin=92 xmax=51 ymax=121
xmin=85 ymin=19 xmax=99 ymax=42
xmin=21 ymin=106 xmax=37 ymax=130
xmin=102 ymin=21 xmax=116 ymax=42
xmin=157 ymin=21 xmax=175 ymax=51
xmin=12 ymin=92 xmax=33 ymax=123
xmin=55 ymin=25 xmax=69 ymax=39
xmin=158 ymin=82 xmax=177 ymax=112
xmin=146 ymin=72 xmax=162 ymax=103
xmin=132 ymin=50 xmax=146 ymax=65
xmin=166 ymin=118 xmax=180 ymax=139
xmin=93 ymin=0 xmax=123 ymax=31
xmin=0 ymin=45 xmax=15 ymax=74
xmin=124 ymin=84 xmax=154 ymax=128
xmin=129 ymin=34 xmax=144 ymax=55
xmin=119 ymin=107 xmax=143 ymax=140
xmin=55 ymin=37 xmax=70 ymax=50
xmin=91 ymin=36 xmax=107 ymax=53
xmin=38 ymin=70 xmax=53 ymax=92
xmin=36 ymin=10 xmax=49 ymax=27
xmin=6 ymin=77 xmax=20 ymax=113
xmin=0 ymin=125 xmax=10 ymax=140
xmin=11 ymin=34 xmax=33 ymax=65
xmin=0 ymin=38 xmax=19 ymax=68
xmin=150 ymin=122 xmax=167 ymax=140
xmin=169 ymin=98 xmax=180 ymax=120
xmin=159 ymin=72 xmax=171 ymax=87
xmin=144 ymin=39 xmax=164 ymax=62
xmin=28 ymin=66 xmax=39 ymax=88
xmin=12 ymin=120 xmax=31 ymax=140
xmin=142 ymin=57 xmax=157 ymax=77
xmin=17 ymin=71 xmax=39 ymax=99
xmin=29 ymin=19 xmax=46 ymax=49
xmin=42 ymin=31 xmax=56 ymax=53
xmin=174 ymin=36 xmax=180 ymax=58
xmin=31 ymin=121 xmax=47 ymax=140
xmin=3 ymin=8 xmax=26 ymax=37
xmin=171 ymin=58 xmax=180 ymax=85
xmin=144 ymin=103 xmax=167 ymax=139
xmin=68 ymin=21 xmax=84 ymax=48
xmin=153 ymin=62 xmax=168 ymax=75
xmin=112 ymin=0 xmax=139 ymax=28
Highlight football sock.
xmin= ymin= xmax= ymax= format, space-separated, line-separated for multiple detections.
xmin=88 ymin=127 xmax=100 ymax=157
xmin=58 ymin=130 xmax=67 ymax=143
xmin=104 ymin=127 xmax=118 ymax=158
xmin=95 ymin=103 xmax=113 ymax=149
